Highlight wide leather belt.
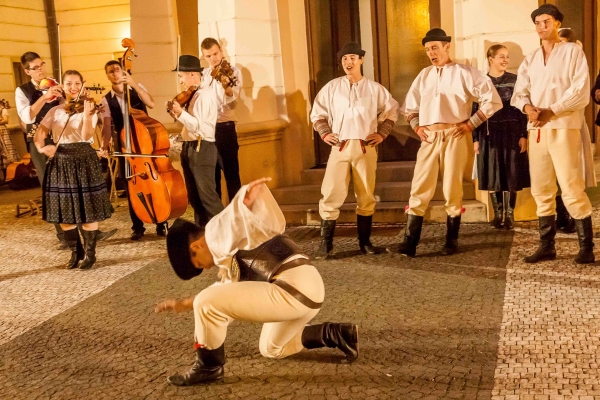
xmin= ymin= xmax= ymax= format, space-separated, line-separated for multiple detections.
xmin=271 ymin=258 xmax=323 ymax=310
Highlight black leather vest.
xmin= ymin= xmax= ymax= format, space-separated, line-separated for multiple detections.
xmin=233 ymin=235 xmax=307 ymax=282
xmin=104 ymin=88 xmax=147 ymax=134
xmin=19 ymin=81 xmax=60 ymax=142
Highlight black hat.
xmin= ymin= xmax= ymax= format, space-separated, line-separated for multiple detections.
xmin=531 ymin=4 xmax=563 ymax=23
xmin=422 ymin=28 xmax=452 ymax=46
xmin=172 ymin=55 xmax=203 ymax=72
xmin=166 ymin=218 xmax=204 ymax=280
xmin=337 ymin=42 xmax=366 ymax=60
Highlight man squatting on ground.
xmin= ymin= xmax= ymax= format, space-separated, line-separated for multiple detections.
xmin=512 ymin=4 xmax=595 ymax=264
xmin=155 ymin=177 xmax=358 ymax=386
xmin=391 ymin=29 xmax=502 ymax=257
xmin=310 ymin=42 xmax=400 ymax=260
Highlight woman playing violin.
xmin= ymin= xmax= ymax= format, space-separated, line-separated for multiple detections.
xmin=35 ymin=70 xmax=113 ymax=271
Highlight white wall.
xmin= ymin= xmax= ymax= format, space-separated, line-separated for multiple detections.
xmin=359 ymin=0 xmax=375 ymax=80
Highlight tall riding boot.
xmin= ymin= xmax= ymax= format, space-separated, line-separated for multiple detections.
xmin=357 ymin=215 xmax=377 ymax=255
xmin=63 ymin=228 xmax=84 ymax=269
xmin=168 ymin=344 xmax=225 ymax=386
xmin=504 ymin=191 xmax=517 ymax=230
xmin=524 ymin=215 xmax=557 ymax=263
xmin=556 ymin=196 xmax=568 ymax=230
xmin=574 ymin=216 xmax=595 ymax=264
xmin=490 ymin=191 xmax=503 ymax=229
xmin=314 ymin=220 xmax=336 ymax=260
xmin=392 ymin=214 xmax=424 ymax=257
xmin=301 ymin=322 xmax=359 ymax=363
xmin=79 ymin=230 xmax=99 ymax=270
xmin=55 ymin=223 xmax=68 ymax=250
xmin=441 ymin=215 xmax=461 ymax=256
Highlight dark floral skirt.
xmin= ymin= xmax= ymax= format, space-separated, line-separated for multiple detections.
xmin=43 ymin=142 xmax=113 ymax=224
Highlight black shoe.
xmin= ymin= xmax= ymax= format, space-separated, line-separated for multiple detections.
xmin=357 ymin=215 xmax=377 ymax=255
xmin=97 ymin=228 xmax=117 ymax=242
xmin=79 ymin=230 xmax=99 ymax=270
xmin=63 ymin=229 xmax=84 ymax=269
xmin=156 ymin=223 xmax=167 ymax=237
xmin=441 ymin=215 xmax=461 ymax=256
xmin=302 ymin=322 xmax=359 ymax=363
xmin=574 ymin=216 xmax=595 ymax=264
xmin=314 ymin=220 xmax=336 ymax=260
xmin=561 ymin=217 xmax=576 ymax=234
xmin=388 ymin=214 xmax=423 ymax=257
xmin=504 ymin=192 xmax=516 ymax=230
xmin=556 ymin=196 xmax=568 ymax=230
xmin=130 ymin=230 xmax=144 ymax=241
xmin=524 ymin=216 xmax=557 ymax=263
xmin=167 ymin=344 xmax=225 ymax=386
xmin=117 ymin=191 xmax=127 ymax=198
xmin=490 ymin=191 xmax=503 ymax=229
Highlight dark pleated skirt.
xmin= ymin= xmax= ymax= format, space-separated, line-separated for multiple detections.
xmin=43 ymin=142 xmax=113 ymax=224
xmin=476 ymin=121 xmax=531 ymax=192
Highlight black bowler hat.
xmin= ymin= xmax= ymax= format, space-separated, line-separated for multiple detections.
xmin=166 ymin=218 xmax=204 ymax=280
xmin=337 ymin=42 xmax=366 ymax=60
xmin=530 ymin=4 xmax=564 ymax=23
xmin=422 ymin=28 xmax=452 ymax=46
xmin=172 ymin=55 xmax=203 ymax=72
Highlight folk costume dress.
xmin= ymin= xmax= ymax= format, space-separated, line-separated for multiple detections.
xmin=0 ymin=108 xmax=19 ymax=171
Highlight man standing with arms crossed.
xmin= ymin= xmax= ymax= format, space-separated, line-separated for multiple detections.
xmin=512 ymin=4 xmax=595 ymax=264
xmin=200 ymin=38 xmax=243 ymax=202
xmin=391 ymin=29 xmax=502 ymax=257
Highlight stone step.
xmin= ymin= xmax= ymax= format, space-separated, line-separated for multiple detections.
xmin=301 ymin=161 xmax=417 ymax=185
xmin=271 ymin=181 xmax=476 ymax=205
xmin=280 ymin=200 xmax=487 ymax=225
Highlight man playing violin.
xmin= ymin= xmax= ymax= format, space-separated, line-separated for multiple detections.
xmin=200 ymin=38 xmax=243 ymax=203
xmin=100 ymin=60 xmax=166 ymax=240
xmin=168 ymin=55 xmax=224 ymax=227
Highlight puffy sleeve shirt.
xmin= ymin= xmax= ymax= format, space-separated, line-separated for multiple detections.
xmin=310 ymin=77 xmax=400 ymax=141
xmin=511 ymin=42 xmax=590 ymax=130
xmin=201 ymin=65 xmax=242 ymax=123
xmin=401 ymin=63 xmax=502 ymax=130
xmin=40 ymin=104 xmax=98 ymax=144
xmin=177 ymin=87 xmax=218 ymax=142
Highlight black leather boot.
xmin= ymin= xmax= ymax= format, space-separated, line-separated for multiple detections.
xmin=524 ymin=215 xmax=557 ymax=263
xmin=490 ymin=191 xmax=503 ymax=229
xmin=167 ymin=344 xmax=225 ymax=386
xmin=55 ymin=224 xmax=68 ymax=250
xmin=556 ymin=196 xmax=568 ymax=230
xmin=79 ymin=230 xmax=99 ymax=270
xmin=302 ymin=322 xmax=359 ymax=363
xmin=63 ymin=228 xmax=84 ymax=269
xmin=441 ymin=215 xmax=461 ymax=256
xmin=392 ymin=214 xmax=423 ymax=257
xmin=357 ymin=215 xmax=377 ymax=255
xmin=574 ymin=216 xmax=595 ymax=264
xmin=314 ymin=220 xmax=336 ymax=260
xmin=504 ymin=192 xmax=516 ymax=230
xmin=562 ymin=216 xmax=576 ymax=234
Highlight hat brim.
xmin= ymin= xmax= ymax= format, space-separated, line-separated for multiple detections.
xmin=337 ymin=49 xmax=366 ymax=60
xmin=172 ymin=66 xmax=204 ymax=72
xmin=422 ymin=36 xmax=452 ymax=46
xmin=166 ymin=218 xmax=204 ymax=280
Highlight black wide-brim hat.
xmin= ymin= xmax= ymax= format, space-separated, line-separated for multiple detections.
xmin=172 ymin=55 xmax=203 ymax=72
xmin=422 ymin=28 xmax=452 ymax=46
xmin=166 ymin=218 xmax=204 ymax=280
xmin=531 ymin=4 xmax=564 ymax=23
xmin=337 ymin=42 xmax=366 ymax=60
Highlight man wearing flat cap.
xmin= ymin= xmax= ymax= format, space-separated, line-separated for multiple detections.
xmin=310 ymin=41 xmax=400 ymax=260
xmin=155 ymin=178 xmax=359 ymax=386
xmin=392 ymin=28 xmax=502 ymax=257
xmin=511 ymin=4 xmax=595 ymax=264
xmin=168 ymin=55 xmax=223 ymax=227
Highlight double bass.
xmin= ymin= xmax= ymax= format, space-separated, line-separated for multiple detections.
xmin=115 ymin=38 xmax=188 ymax=224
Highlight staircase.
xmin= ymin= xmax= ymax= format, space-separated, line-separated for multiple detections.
xmin=272 ymin=162 xmax=487 ymax=225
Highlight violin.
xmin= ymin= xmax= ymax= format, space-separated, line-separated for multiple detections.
xmin=64 ymin=96 xmax=101 ymax=115
xmin=166 ymin=85 xmax=199 ymax=114
xmin=210 ymin=59 xmax=237 ymax=87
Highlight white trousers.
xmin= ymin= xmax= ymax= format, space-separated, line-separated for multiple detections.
xmin=319 ymin=140 xmax=378 ymax=220
xmin=408 ymin=129 xmax=469 ymax=217
xmin=193 ymin=264 xmax=324 ymax=359
xmin=528 ymin=128 xmax=592 ymax=219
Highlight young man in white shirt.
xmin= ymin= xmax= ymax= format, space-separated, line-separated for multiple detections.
xmin=393 ymin=29 xmax=502 ymax=257
xmin=168 ymin=55 xmax=224 ymax=227
xmin=200 ymin=38 xmax=243 ymax=202
xmin=100 ymin=60 xmax=166 ymax=240
xmin=511 ymin=4 xmax=595 ymax=264
xmin=310 ymin=42 xmax=400 ymax=260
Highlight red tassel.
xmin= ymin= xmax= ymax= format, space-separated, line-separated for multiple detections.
xmin=404 ymin=205 xmax=410 ymax=212
xmin=194 ymin=343 xmax=204 ymax=350
xmin=460 ymin=207 xmax=465 ymax=214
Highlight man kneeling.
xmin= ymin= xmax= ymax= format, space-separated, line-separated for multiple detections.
xmin=155 ymin=177 xmax=359 ymax=386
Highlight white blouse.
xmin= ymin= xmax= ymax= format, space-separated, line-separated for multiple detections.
xmin=40 ymin=104 xmax=98 ymax=144
xmin=310 ymin=76 xmax=400 ymax=141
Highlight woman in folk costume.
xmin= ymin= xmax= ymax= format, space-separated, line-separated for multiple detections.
xmin=473 ymin=44 xmax=530 ymax=230
xmin=35 ymin=70 xmax=112 ymax=270
xmin=0 ymin=100 xmax=20 ymax=178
